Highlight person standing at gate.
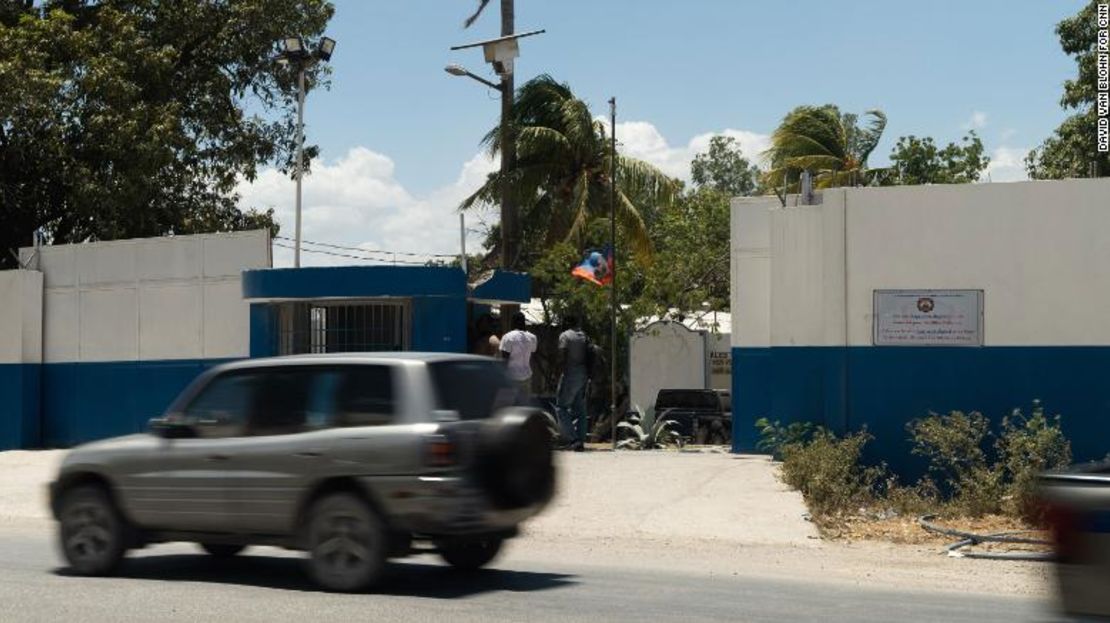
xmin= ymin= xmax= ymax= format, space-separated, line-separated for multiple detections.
xmin=556 ymin=314 xmax=592 ymax=451
xmin=499 ymin=311 xmax=537 ymax=401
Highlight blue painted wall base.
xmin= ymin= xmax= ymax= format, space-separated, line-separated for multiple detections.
xmin=0 ymin=364 xmax=41 ymax=450
xmin=39 ymin=358 xmax=234 ymax=448
xmin=733 ymin=345 xmax=1110 ymax=477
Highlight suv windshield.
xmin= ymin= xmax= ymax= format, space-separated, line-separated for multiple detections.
xmin=428 ymin=359 xmax=518 ymax=420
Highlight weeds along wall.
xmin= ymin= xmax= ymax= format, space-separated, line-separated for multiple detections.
xmin=0 ymin=230 xmax=270 ymax=449
xmin=730 ymin=179 xmax=1110 ymax=474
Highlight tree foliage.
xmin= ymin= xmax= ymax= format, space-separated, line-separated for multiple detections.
xmin=690 ymin=135 xmax=760 ymax=196
xmin=461 ymin=75 xmax=678 ymax=270
xmin=0 ymin=0 xmax=334 ymax=267
xmin=1026 ymin=1 xmax=1109 ymax=179
xmin=762 ymin=104 xmax=887 ymax=192
xmin=887 ymin=131 xmax=990 ymax=185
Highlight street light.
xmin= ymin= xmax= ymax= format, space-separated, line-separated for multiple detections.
xmin=443 ymin=64 xmax=502 ymax=91
xmin=449 ymin=29 xmax=544 ymax=333
xmin=277 ymin=35 xmax=337 ymax=268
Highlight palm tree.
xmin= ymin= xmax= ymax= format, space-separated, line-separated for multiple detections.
xmin=762 ymin=105 xmax=888 ymax=192
xmin=461 ymin=75 xmax=678 ymax=264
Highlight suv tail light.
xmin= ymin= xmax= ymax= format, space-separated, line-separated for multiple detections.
xmin=425 ymin=434 xmax=457 ymax=468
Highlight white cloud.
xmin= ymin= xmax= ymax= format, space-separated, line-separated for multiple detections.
xmin=237 ymin=147 xmax=496 ymax=267
xmin=238 ymin=121 xmax=769 ymax=267
xmin=598 ymin=118 xmax=770 ymax=182
xmin=963 ymin=111 xmax=988 ymax=130
xmin=984 ymin=146 xmax=1029 ymax=182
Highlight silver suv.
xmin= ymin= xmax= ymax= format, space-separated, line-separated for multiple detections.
xmin=49 ymin=353 xmax=556 ymax=592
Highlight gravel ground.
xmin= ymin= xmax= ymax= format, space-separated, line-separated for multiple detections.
xmin=0 ymin=448 xmax=1051 ymax=598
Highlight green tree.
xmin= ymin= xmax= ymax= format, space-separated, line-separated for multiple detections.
xmin=887 ymin=131 xmax=990 ymax=185
xmin=0 ymin=0 xmax=334 ymax=267
xmin=639 ymin=187 xmax=731 ymax=315
xmin=690 ymin=135 xmax=760 ymax=196
xmin=762 ymin=104 xmax=888 ymax=193
xmin=461 ymin=75 xmax=678 ymax=270
xmin=1026 ymin=1 xmax=1109 ymax=179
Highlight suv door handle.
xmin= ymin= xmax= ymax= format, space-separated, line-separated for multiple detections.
xmin=205 ymin=454 xmax=230 ymax=462
xmin=294 ymin=451 xmax=322 ymax=459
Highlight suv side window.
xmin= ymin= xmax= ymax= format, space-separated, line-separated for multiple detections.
xmin=333 ymin=365 xmax=396 ymax=427
xmin=181 ymin=372 xmax=259 ymax=438
xmin=429 ymin=360 xmax=517 ymax=420
xmin=248 ymin=368 xmax=315 ymax=436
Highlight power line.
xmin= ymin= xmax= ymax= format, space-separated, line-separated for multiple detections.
xmin=274 ymin=235 xmax=458 ymax=259
xmin=272 ymin=242 xmax=445 ymax=266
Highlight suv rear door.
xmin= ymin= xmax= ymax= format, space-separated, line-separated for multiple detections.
xmin=221 ymin=363 xmax=404 ymax=535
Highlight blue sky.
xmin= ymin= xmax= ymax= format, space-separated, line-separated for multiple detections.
xmin=239 ymin=0 xmax=1087 ymax=265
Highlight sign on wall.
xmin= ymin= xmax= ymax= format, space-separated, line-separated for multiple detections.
xmin=873 ymin=289 xmax=984 ymax=346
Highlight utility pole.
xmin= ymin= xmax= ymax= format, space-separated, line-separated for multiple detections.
xmin=498 ymin=0 xmax=520 ymax=333
xmin=609 ymin=97 xmax=618 ymax=450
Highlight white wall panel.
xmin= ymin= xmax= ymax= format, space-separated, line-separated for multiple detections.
xmin=0 ymin=271 xmax=42 ymax=364
xmin=35 ymin=245 xmax=76 ymax=289
xmin=844 ymin=180 xmax=1110 ymax=346
xmin=138 ymin=238 xmax=201 ymax=281
xmin=80 ymin=288 xmax=138 ymax=361
xmin=22 ymin=229 xmax=269 ymax=363
xmin=630 ymin=322 xmax=708 ymax=412
xmin=78 ymin=242 xmax=136 ymax=286
xmin=140 ymin=284 xmax=201 ymax=360
xmin=203 ymin=280 xmax=250 ymax=358
xmin=731 ymin=198 xmax=774 ymax=348
xmin=203 ymin=230 xmax=270 ymax=278
xmin=43 ymin=290 xmax=77 ymax=363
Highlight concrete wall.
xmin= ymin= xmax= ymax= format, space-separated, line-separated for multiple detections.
xmin=630 ymin=321 xmax=708 ymax=412
xmin=0 ymin=271 xmax=43 ymax=448
xmin=731 ymin=180 xmax=1110 ymax=471
xmin=4 ymin=231 xmax=270 ymax=447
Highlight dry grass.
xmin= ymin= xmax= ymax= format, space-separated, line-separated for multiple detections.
xmin=822 ymin=512 xmax=1048 ymax=546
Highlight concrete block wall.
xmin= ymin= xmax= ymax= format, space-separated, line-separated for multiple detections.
xmin=0 ymin=271 xmax=43 ymax=448
xmin=731 ymin=179 xmax=1110 ymax=472
xmin=2 ymin=230 xmax=270 ymax=448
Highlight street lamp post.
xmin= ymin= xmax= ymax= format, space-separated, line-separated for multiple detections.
xmin=447 ymin=29 xmax=543 ymax=332
xmin=278 ymin=36 xmax=336 ymax=268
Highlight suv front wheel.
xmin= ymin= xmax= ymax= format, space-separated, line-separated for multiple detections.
xmin=58 ymin=485 xmax=127 ymax=576
xmin=304 ymin=493 xmax=388 ymax=592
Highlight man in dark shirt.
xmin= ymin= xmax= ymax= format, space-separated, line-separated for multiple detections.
xmin=556 ymin=315 xmax=591 ymax=451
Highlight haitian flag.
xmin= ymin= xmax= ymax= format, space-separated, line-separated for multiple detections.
xmin=571 ymin=245 xmax=613 ymax=286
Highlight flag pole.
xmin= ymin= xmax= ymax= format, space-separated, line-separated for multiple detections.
xmin=608 ymin=96 xmax=618 ymax=450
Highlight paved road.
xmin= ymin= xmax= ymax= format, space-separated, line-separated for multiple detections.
xmin=0 ymin=525 xmax=1053 ymax=623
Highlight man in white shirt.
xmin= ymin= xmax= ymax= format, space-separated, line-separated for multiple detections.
xmin=499 ymin=312 xmax=537 ymax=400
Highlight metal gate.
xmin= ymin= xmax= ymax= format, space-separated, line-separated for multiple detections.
xmin=276 ymin=300 xmax=410 ymax=355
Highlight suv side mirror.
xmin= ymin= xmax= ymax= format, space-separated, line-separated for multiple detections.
xmin=148 ymin=416 xmax=196 ymax=439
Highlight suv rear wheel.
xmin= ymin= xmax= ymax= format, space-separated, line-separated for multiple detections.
xmin=437 ymin=536 xmax=503 ymax=570
xmin=304 ymin=493 xmax=387 ymax=592
xmin=58 ymin=485 xmax=127 ymax=576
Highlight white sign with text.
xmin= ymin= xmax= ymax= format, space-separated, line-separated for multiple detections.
xmin=873 ymin=290 xmax=984 ymax=346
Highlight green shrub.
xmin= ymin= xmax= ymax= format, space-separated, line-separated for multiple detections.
xmin=767 ymin=402 xmax=1074 ymax=524
xmin=997 ymin=400 xmax=1071 ymax=521
xmin=754 ymin=417 xmax=815 ymax=460
xmin=779 ymin=428 xmax=882 ymax=518
xmin=906 ymin=410 xmax=1004 ymax=516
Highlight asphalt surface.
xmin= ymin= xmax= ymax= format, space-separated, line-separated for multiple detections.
xmin=0 ymin=523 xmax=1054 ymax=623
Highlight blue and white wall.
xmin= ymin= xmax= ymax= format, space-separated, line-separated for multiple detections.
xmin=0 ymin=270 xmax=44 ymax=448
xmin=0 ymin=230 xmax=270 ymax=448
xmin=731 ymin=179 xmax=1110 ymax=472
